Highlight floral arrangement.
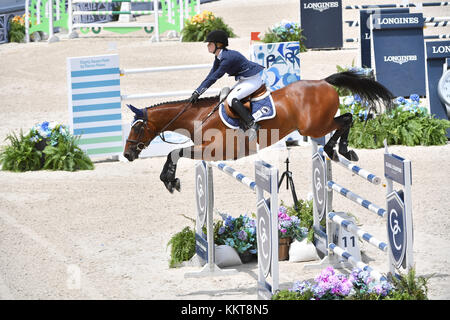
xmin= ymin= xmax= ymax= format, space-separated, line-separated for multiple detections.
xmin=8 ymin=14 xmax=27 ymax=43
xmin=278 ymin=206 xmax=308 ymax=240
xmin=30 ymin=121 xmax=70 ymax=146
xmin=0 ymin=121 xmax=93 ymax=172
xmin=181 ymin=10 xmax=235 ymax=42
xmin=261 ymin=20 xmax=307 ymax=52
xmin=273 ymin=266 xmax=430 ymax=300
xmin=340 ymin=92 xmax=450 ymax=148
xmin=216 ymin=213 xmax=257 ymax=255
xmin=289 ymin=267 xmax=392 ymax=300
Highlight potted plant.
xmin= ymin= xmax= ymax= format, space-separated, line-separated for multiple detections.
xmin=278 ymin=206 xmax=308 ymax=261
xmin=215 ymin=213 xmax=257 ymax=263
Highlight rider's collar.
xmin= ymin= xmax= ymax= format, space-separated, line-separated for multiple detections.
xmin=216 ymin=49 xmax=223 ymax=60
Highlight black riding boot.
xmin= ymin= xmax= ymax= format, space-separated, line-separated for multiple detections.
xmin=230 ymin=98 xmax=260 ymax=141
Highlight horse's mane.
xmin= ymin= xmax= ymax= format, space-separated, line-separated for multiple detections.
xmin=149 ymin=95 xmax=219 ymax=109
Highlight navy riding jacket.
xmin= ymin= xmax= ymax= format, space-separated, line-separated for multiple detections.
xmin=195 ymin=48 xmax=265 ymax=95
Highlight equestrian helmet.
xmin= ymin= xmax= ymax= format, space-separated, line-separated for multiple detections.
xmin=204 ymin=30 xmax=229 ymax=47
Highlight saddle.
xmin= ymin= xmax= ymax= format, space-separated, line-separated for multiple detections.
xmin=223 ymin=84 xmax=268 ymax=119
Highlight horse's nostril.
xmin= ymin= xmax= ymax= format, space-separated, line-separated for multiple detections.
xmin=124 ymin=152 xmax=132 ymax=161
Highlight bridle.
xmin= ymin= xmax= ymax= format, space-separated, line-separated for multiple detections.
xmin=126 ymin=102 xmax=192 ymax=152
xmin=126 ymin=119 xmax=151 ymax=152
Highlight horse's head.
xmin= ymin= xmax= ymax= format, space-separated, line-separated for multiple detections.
xmin=123 ymin=104 xmax=155 ymax=162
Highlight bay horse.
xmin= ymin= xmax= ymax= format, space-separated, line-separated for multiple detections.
xmin=123 ymin=71 xmax=393 ymax=193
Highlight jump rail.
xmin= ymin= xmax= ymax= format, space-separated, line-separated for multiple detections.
xmin=120 ymin=63 xmax=219 ymax=101
xmin=186 ymin=160 xmax=279 ymax=300
xmin=307 ymin=139 xmax=414 ymax=283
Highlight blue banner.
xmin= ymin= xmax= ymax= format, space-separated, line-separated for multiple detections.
xmin=300 ymin=0 xmax=343 ymax=49
xmin=425 ymin=41 xmax=450 ymax=137
xmin=371 ymin=13 xmax=426 ymax=97
xmin=359 ymin=8 xmax=409 ymax=68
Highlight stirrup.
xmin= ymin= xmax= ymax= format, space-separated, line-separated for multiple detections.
xmin=246 ymin=122 xmax=260 ymax=141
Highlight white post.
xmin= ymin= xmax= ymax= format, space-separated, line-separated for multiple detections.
xmin=152 ymin=0 xmax=160 ymax=42
xmin=403 ymin=159 xmax=414 ymax=270
xmin=25 ymin=0 xmax=30 ymax=43
xmin=180 ymin=0 xmax=184 ymax=33
xmin=119 ymin=2 xmax=135 ymax=22
xmin=269 ymin=164 xmax=279 ymax=294
xmin=47 ymin=0 xmax=59 ymax=43
xmin=196 ymin=0 xmax=200 ymax=14
xmin=68 ymin=0 xmax=78 ymax=38
xmin=37 ymin=0 xmax=41 ymax=25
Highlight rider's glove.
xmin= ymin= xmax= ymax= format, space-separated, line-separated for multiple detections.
xmin=189 ymin=91 xmax=200 ymax=104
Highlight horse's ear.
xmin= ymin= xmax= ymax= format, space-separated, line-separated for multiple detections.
xmin=126 ymin=104 xmax=144 ymax=119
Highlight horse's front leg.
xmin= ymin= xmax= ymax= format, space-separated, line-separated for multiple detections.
xmin=160 ymin=146 xmax=202 ymax=193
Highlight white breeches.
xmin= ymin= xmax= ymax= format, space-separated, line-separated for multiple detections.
xmin=226 ymin=73 xmax=264 ymax=106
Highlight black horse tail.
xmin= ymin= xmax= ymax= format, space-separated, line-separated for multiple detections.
xmin=324 ymin=71 xmax=395 ymax=112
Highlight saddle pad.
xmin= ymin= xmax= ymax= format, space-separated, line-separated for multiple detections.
xmin=219 ymin=92 xmax=276 ymax=129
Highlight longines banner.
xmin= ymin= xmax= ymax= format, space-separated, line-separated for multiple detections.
xmin=359 ymin=8 xmax=410 ymax=69
xmin=425 ymin=40 xmax=450 ymax=137
xmin=299 ymin=0 xmax=343 ymax=49
xmin=370 ymin=13 xmax=426 ymax=97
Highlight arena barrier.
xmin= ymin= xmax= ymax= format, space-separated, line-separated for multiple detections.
xmin=186 ymin=160 xmax=280 ymax=300
xmin=306 ymin=138 xmax=414 ymax=282
xmin=66 ymin=53 xmax=219 ymax=159
xmin=25 ymin=0 xmax=199 ymax=43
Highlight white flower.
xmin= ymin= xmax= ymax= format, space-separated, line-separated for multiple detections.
xmin=344 ymin=96 xmax=354 ymax=106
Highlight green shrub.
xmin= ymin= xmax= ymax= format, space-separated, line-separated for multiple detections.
xmin=0 ymin=122 xmax=93 ymax=172
xmin=167 ymin=226 xmax=196 ymax=268
xmin=42 ymin=134 xmax=93 ymax=171
xmin=282 ymin=199 xmax=321 ymax=243
xmin=0 ymin=130 xmax=43 ymax=172
xmin=181 ymin=10 xmax=235 ymax=42
xmin=341 ymin=94 xmax=450 ymax=148
xmin=386 ymin=268 xmax=431 ymax=300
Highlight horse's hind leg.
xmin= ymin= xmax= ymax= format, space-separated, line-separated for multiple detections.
xmin=323 ymin=113 xmax=358 ymax=162
xmin=323 ymin=129 xmax=341 ymax=161
xmin=338 ymin=123 xmax=359 ymax=161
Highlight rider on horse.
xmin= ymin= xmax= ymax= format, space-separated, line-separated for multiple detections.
xmin=189 ymin=30 xmax=265 ymax=141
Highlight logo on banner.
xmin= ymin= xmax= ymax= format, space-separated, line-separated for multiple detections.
xmin=303 ymin=1 xmax=339 ymax=12
xmin=387 ymin=191 xmax=407 ymax=268
xmin=432 ymin=45 xmax=450 ymax=54
xmin=384 ymin=55 xmax=417 ymax=65
xmin=376 ymin=16 xmax=420 ymax=25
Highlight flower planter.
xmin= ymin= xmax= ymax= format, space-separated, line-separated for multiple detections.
xmin=278 ymin=237 xmax=292 ymax=261
xmin=238 ymin=250 xmax=255 ymax=264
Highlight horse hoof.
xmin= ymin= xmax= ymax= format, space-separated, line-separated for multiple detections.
xmin=174 ymin=178 xmax=181 ymax=192
xmin=341 ymin=150 xmax=359 ymax=162
xmin=163 ymin=181 xmax=174 ymax=193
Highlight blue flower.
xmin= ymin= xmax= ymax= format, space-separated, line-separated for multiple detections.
xmin=395 ymin=96 xmax=406 ymax=105
xmin=238 ymin=230 xmax=247 ymax=241
xmin=41 ymin=121 xmax=49 ymax=131
xmin=410 ymin=94 xmax=420 ymax=103
xmin=218 ymin=226 xmax=225 ymax=235
xmin=354 ymin=94 xmax=362 ymax=103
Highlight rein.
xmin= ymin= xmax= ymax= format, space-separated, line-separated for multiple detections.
xmin=155 ymin=101 xmax=192 ymax=144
